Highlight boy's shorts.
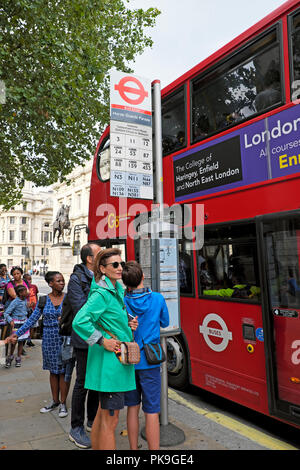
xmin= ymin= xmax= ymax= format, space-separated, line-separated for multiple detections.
xmin=99 ymin=392 xmax=125 ymax=416
xmin=124 ymin=367 xmax=161 ymax=414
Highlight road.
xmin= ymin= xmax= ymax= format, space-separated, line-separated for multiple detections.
xmin=171 ymin=385 xmax=300 ymax=451
xmin=33 ymin=275 xmax=57 ymax=296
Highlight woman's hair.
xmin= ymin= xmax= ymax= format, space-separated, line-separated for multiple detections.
xmin=45 ymin=271 xmax=61 ymax=285
xmin=93 ymin=248 xmax=121 ymax=282
xmin=11 ymin=266 xmax=23 ymax=276
xmin=122 ymin=261 xmax=143 ymax=289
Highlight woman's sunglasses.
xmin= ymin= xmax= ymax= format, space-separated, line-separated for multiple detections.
xmin=103 ymin=261 xmax=125 ymax=269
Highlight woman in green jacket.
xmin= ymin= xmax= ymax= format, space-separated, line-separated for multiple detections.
xmin=72 ymin=248 xmax=138 ymax=450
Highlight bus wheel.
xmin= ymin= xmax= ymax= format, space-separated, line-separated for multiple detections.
xmin=166 ymin=336 xmax=189 ymax=390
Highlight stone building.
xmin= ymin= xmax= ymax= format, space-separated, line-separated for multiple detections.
xmin=0 ymin=181 xmax=54 ymax=273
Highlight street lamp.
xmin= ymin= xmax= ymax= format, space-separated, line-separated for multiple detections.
xmin=22 ymin=231 xmax=30 ymax=273
xmin=43 ymin=222 xmax=49 ymax=277
xmin=73 ymin=224 xmax=89 ymax=263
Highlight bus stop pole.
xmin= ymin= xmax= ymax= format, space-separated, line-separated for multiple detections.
xmin=152 ymin=80 xmax=168 ymax=426
xmin=151 ymin=80 xmax=185 ymax=446
xmin=152 ymin=80 xmax=164 ymax=214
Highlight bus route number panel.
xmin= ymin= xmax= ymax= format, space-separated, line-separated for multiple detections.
xmin=110 ymin=120 xmax=154 ymax=200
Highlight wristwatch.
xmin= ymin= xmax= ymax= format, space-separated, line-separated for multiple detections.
xmin=97 ymin=336 xmax=104 ymax=346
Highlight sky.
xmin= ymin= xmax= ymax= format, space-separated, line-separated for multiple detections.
xmin=127 ymin=0 xmax=286 ymax=89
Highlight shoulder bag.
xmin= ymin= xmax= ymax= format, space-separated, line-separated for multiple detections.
xmin=37 ymin=295 xmax=47 ymax=338
xmin=142 ymin=339 xmax=166 ymax=365
xmin=97 ymin=322 xmax=140 ymax=365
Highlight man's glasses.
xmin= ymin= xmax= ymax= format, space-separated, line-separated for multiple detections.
xmin=103 ymin=261 xmax=125 ymax=269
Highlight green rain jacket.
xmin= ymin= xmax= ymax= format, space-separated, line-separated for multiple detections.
xmin=72 ymin=276 xmax=136 ymax=393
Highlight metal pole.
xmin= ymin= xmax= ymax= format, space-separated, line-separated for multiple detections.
xmin=152 ymin=80 xmax=164 ymax=214
xmin=150 ymin=79 xmax=185 ymax=446
xmin=152 ymin=79 xmax=168 ymax=427
xmin=160 ymin=337 xmax=168 ymax=426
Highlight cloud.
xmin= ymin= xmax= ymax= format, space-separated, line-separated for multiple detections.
xmin=128 ymin=0 xmax=284 ymax=88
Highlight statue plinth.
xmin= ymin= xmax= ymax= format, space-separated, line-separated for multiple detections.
xmin=49 ymin=244 xmax=73 ymax=284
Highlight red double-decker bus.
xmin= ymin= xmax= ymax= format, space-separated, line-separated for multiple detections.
xmin=88 ymin=0 xmax=300 ymax=428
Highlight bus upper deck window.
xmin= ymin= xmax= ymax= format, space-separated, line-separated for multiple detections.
xmin=290 ymin=12 xmax=300 ymax=100
xmin=191 ymin=28 xmax=283 ymax=142
xmin=162 ymin=87 xmax=186 ymax=156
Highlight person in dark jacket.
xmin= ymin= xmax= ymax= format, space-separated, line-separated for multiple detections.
xmin=68 ymin=243 xmax=102 ymax=449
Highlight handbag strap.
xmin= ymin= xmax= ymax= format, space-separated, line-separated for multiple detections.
xmin=97 ymin=299 xmax=135 ymax=343
xmin=97 ymin=322 xmax=118 ymax=340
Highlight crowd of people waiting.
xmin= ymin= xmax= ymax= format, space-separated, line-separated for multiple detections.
xmin=0 ymin=245 xmax=169 ymax=451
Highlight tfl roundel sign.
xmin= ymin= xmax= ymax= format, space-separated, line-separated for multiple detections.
xmin=199 ymin=313 xmax=233 ymax=352
xmin=114 ymin=76 xmax=149 ymax=106
xmin=110 ymin=70 xmax=151 ymax=112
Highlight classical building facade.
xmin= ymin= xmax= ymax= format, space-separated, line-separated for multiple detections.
xmin=0 ymin=181 xmax=54 ymax=273
xmin=0 ymin=159 xmax=93 ymax=276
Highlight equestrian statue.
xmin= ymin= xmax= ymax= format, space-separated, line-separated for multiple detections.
xmin=53 ymin=204 xmax=71 ymax=244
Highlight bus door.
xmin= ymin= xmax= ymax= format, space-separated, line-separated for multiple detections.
xmin=258 ymin=211 xmax=300 ymax=426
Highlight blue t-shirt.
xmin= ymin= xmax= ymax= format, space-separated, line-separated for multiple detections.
xmin=124 ymin=288 xmax=169 ymax=370
xmin=0 ymin=275 xmax=10 ymax=299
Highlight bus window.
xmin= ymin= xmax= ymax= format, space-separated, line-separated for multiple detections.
xmin=162 ymin=87 xmax=186 ymax=156
xmin=290 ymin=11 xmax=300 ymax=100
xmin=178 ymin=240 xmax=194 ymax=296
xmin=191 ymin=28 xmax=283 ymax=142
xmin=197 ymin=223 xmax=260 ymax=302
xmin=264 ymin=218 xmax=300 ymax=309
xmin=96 ymin=138 xmax=110 ymax=182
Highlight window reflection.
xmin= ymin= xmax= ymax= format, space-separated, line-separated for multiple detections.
xmin=162 ymin=88 xmax=186 ymax=156
xmin=192 ymin=30 xmax=282 ymax=141
xmin=291 ymin=12 xmax=300 ymax=100
xmin=198 ymin=223 xmax=260 ymax=302
xmin=96 ymin=138 xmax=110 ymax=182
xmin=178 ymin=240 xmax=194 ymax=296
xmin=265 ymin=218 xmax=300 ymax=309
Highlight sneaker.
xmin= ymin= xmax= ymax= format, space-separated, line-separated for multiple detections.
xmin=40 ymin=401 xmax=60 ymax=413
xmin=58 ymin=403 xmax=68 ymax=418
xmin=27 ymin=340 xmax=35 ymax=347
xmin=86 ymin=420 xmax=93 ymax=432
xmin=5 ymin=355 xmax=13 ymax=368
xmin=69 ymin=426 xmax=91 ymax=449
xmin=15 ymin=357 xmax=21 ymax=367
xmin=21 ymin=349 xmax=27 ymax=356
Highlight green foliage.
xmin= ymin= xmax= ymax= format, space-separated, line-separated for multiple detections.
xmin=0 ymin=0 xmax=160 ymax=209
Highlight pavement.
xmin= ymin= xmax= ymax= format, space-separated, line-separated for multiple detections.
xmin=0 ymin=340 xmax=226 ymax=451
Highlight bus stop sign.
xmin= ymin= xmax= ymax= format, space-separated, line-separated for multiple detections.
xmin=114 ymin=76 xmax=149 ymax=106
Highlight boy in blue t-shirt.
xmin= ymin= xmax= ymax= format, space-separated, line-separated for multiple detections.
xmin=4 ymin=285 xmax=29 ymax=368
xmin=122 ymin=261 xmax=169 ymax=450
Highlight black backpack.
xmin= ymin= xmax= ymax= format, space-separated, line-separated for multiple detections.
xmin=37 ymin=295 xmax=47 ymax=338
xmin=59 ymin=272 xmax=86 ymax=336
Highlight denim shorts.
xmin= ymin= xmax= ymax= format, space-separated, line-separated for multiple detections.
xmin=124 ymin=367 xmax=161 ymax=414
xmin=99 ymin=392 xmax=125 ymax=416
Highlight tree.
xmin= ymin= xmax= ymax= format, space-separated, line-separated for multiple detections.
xmin=0 ymin=0 xmax=160 ymax=209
